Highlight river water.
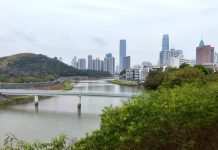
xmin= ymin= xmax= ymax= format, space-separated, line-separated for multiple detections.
xmin=0 ymin=79 xmax=142 ymax=143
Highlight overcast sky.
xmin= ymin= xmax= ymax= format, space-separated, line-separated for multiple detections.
xmin=0 ymin=0 xmax=218 ymax=66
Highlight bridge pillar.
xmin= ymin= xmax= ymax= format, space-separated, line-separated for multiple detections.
xmin=77 ymin=96 xmax=81 ymax=110
xmin=34 ymin=95 xmax=39 ymax=106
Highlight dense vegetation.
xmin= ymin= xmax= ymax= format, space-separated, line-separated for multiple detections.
xmin=1 ymin=134 xmax=68 ymax=150
xmin=2 ymin=64 xmax=218 ymax=149
xmin=74 ymin=82 xmax=218 ymax=149
xmin=0 ymin=53 xmax=111 ymax=83
xmin=144 ymin=64 xmax=216 ymax=90
xmin=72 ymin=64 xmax=218 ymax=149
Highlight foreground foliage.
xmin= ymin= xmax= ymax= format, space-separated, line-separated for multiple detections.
xmin=1 ymin=134 xmax=69 ymax=150
xmin=73 ymin=82 xmax=218 ymax=149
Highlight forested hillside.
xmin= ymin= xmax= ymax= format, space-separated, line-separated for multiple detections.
xmin=0 ymin=53 xmax=111 ymax=82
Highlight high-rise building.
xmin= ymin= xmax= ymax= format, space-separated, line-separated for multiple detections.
xmin=93 ymin=58 xmax=101 ymax=71
xmin=104 ymin=53 xmax=115 ymax=75
xmin=119 ymin=39 xmax=126 ymax=72
xmin=101 ymin=60 xmax=104 ymax=71
xmin=214 ymin=52 xmax=218 ymax=63
xmin=78 ymin=58 xmax=86 ymax=70
xmin=159 ymin=34 xmax=170 ymax=67
xmin=170 ymin=49 xmax=183 ymax=58
xmin=71 ymin=56 xmax=77 ymax=68
xmin=162 ymin=34 xmax=169 ymax=51
xmin=123 ymin=56 xmax=131 ymax=70
xmin=115 ymin=65 xmax=120 ymax=74
xmin=88 ymin=55 xmax=93 ymax=70
xmin=196 ymin=39 xmax=215 ymax=64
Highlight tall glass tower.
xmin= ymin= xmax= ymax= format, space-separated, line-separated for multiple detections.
xmin=162 ymin=34 xmax=169 ymax=51
xmin=119 ymin=39 xmax=126 ymax=72
xmin=160 ymin=34 xmax=170 ymax=67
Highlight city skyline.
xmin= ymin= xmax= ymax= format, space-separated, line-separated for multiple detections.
xmin=1 ymin=0 xmax=218 ymax=65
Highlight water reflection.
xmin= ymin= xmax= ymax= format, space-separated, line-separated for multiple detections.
xmin=35 ymin=105 xmax=39 ymax=113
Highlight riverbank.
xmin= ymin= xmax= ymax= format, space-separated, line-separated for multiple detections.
xmin=108 ymin=79 xmax=139 ymax=86
xmin=35 ymin=80 xmax=74 ymax=90
xmin=0 ymin=80 xmax=74 ymax=106
xmin=0 ymin=96 xmax=51 ymax=106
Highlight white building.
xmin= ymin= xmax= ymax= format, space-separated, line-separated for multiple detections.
xmin=170 ymin=57 xmax=192 ymax=68
xmin=169 ymin=49 xmax=191 ymax=68
xmin=126 ymin=64 xmax=150 ymax=81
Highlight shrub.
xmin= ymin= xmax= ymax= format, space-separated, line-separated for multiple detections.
xmin=73 ymin=83 xmax=218 ymax=149
xmin=161 ymin=67 xmax=204 ymax=88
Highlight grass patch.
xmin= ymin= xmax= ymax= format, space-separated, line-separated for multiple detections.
xmin=0 ymin=96 xmax=33 ymax=106
xmin=0 ymin=96 xmax=52 ymax=106
xmin=63 ymin=80 xmax=74 ymax=90
xmin=108 ymin=79 xmax=139 ymax=86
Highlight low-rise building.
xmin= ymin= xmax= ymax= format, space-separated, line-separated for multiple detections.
xmin=170 ymin=57 xmax=192 ymax=68
xmin=203 ymin=63 xmax=218 ymax=72
xmin=126 ymin=64 xmax=151 ymax=81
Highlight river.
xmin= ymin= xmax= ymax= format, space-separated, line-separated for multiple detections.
xmin=0 ymin=79 xmax=142 ymax=143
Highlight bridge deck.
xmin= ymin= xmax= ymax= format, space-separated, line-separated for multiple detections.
xmin=0 ymin=89 xmax=138 ymax=98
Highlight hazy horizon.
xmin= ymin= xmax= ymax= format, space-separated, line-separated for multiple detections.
xmin=0 ymin=0 xmax=218 ymax=66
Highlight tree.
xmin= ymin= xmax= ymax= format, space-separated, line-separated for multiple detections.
xmin=161 ymin=67 xmax=204 ymax=88
xmin=144 ymin=68 xmax=164 ymax=90
xmin=194 ymin=64 xmax=213 ymax=75
xmin=179 ymin=63 xmax=190 ymax=68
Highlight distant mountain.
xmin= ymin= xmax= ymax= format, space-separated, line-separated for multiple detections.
xmin=0 ymin=53 xmax=111 ymax=82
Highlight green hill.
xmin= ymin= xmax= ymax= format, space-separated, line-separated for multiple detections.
xmin=0 ymin=53 xmax=111 ymax=83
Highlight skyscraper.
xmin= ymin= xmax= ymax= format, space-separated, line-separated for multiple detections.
xmin=104 ymin=53 xmax=115 ymax=75
xmin=162 ymin=34 xmax=169 ymax=51
xmin=88 ymin=55 xmax=93 ymax=70
xmin=123 ymin=56 xmax=131 ymax=70
xmin=215 ymin=52 xmax=218 ymax=63
xmin=93 ymin=58 xmax=101 ymax=71
xmin=78 ymin=58 xmax=86 ymax=70
xmin=119 ymin=39 xmax=126 ymax=72
xmin=159 ymin=34 xmax=170 ymax=67
xmin=196 ymin=39 xmax=215 ymax=64
xmin=71 ymin=56 xmax=77 ymax=68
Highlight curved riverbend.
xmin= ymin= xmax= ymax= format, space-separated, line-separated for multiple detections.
xmin=0 ymin=79 xmax=142 ymax=143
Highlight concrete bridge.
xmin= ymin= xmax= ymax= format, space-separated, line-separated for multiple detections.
xmin=0 ymin=89 xmax=138 ymax=110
